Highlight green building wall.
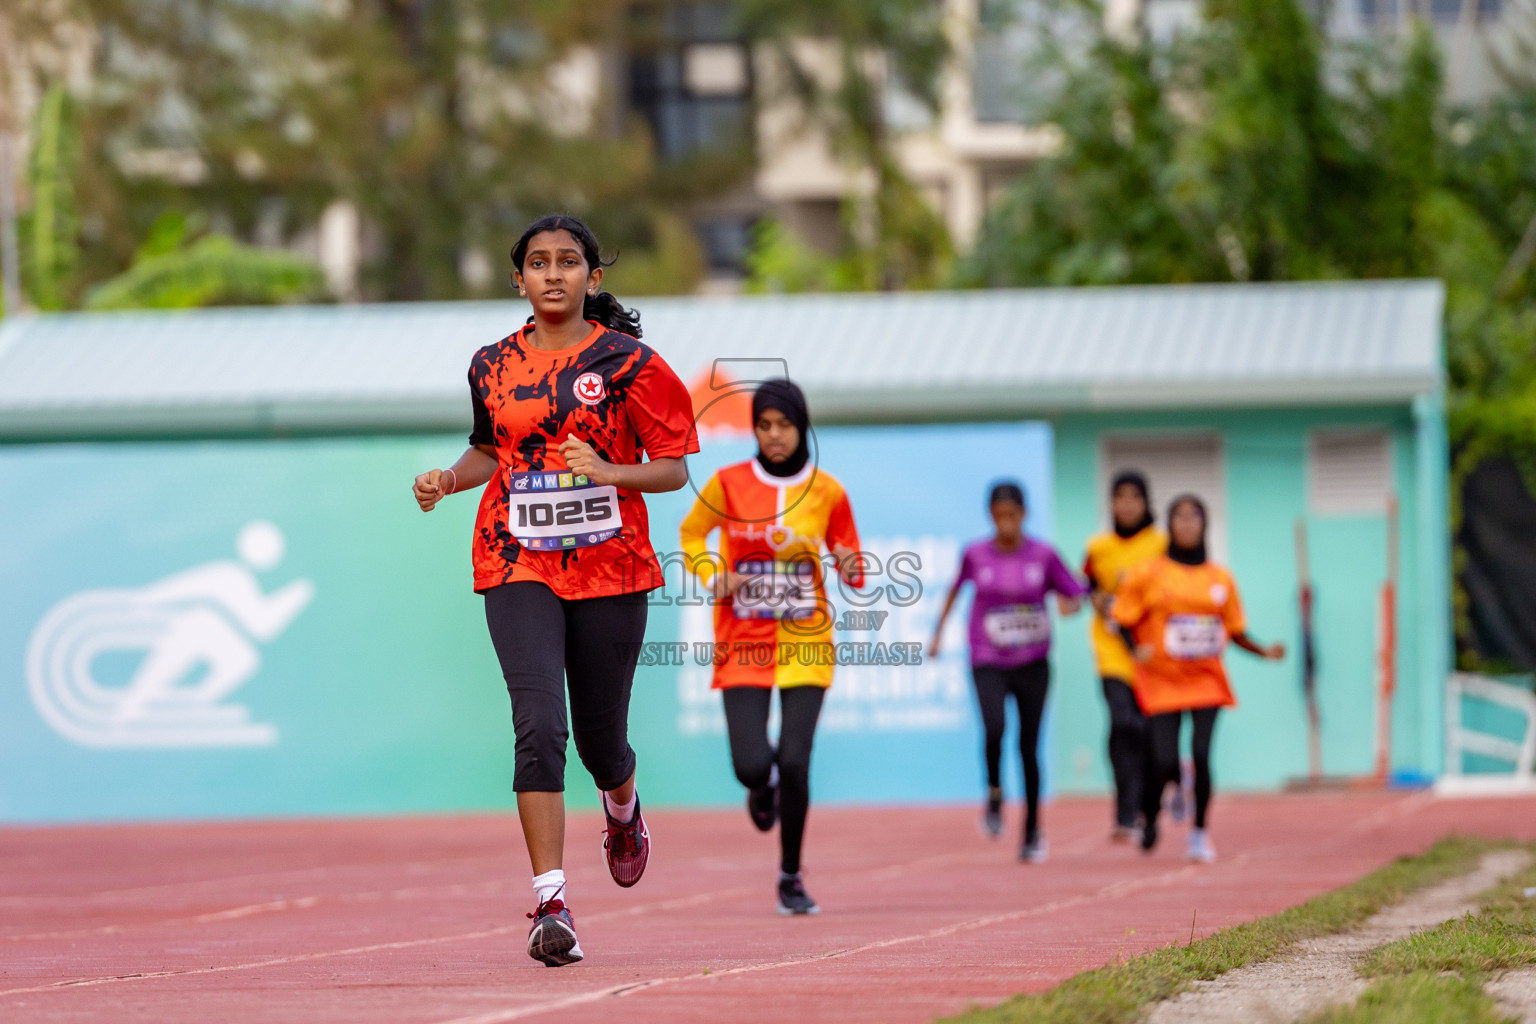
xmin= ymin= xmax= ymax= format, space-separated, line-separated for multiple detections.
xmin=1047 ymin=402 xmax=1450 ymax=796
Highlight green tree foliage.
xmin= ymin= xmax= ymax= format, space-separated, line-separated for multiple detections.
xmin=958 ymin=0 xmax=1536 ymax=665
xmin=20 ymin=85 xmax=80 ymax=310
xmin=82 ymin=212 xmax=323 ymax=310
xmin=67 ymin=0 xmax=706 ymax=301
xmin=958 ymin=0 xmax=1461 ymax=286
xmin=738 ymin=0 xmax=953 ymax=288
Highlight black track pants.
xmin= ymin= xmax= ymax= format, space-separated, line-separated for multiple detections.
xmin=1141 ymin=706 xmax=1219 ymax=830
xmin=972 ymin=659 xmax=1050 ymax=841
xmin=1101 ymin=676 xmax=1146 ymax=829
xmin=722 ymin=685 xmax=826 ymax=876
xmin=483 ymin=581 xmax=648 ymax=793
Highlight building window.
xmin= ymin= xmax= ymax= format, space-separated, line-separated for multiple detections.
xmin=1101 ymin=433 xmax=1227 ymax=561
xmin=1308 ymin=430 xmax=1392 ymax=515
xmin=972 ymin=0 xmax=1086 ymax=124
xmin=1358 ymin=0 xmax=1500 ymax=26
xmin=628 ymin=3 xmax=752 ymax=160
xmin=694 ymin=216 xmax=754 ymax=273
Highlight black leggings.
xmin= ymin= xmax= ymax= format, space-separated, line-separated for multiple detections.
xmin=1142 ymin=707 xmax=1219 ymax=830
xmin=972 ymin=659 xmax=1050 ymax=840
xmin=483 ymin=581 xmax=648 ymax=793
xmin=1101 ymin=676 xmax=1146 ymax=829
xmin=722 ymin=686 xmax=826 ymax=876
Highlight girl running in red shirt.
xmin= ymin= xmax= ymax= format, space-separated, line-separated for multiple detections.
xmin=413 ymin=215 xmax=698 ymax=966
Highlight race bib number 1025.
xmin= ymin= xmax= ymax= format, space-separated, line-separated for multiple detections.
xmin=508 ymin=470 xmax=621 ymax=551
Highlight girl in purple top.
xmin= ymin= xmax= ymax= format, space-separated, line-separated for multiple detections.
xmin=928 ymin=481 xmax=1086 ymax=862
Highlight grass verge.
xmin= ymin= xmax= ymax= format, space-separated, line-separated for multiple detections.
xmin=1359 ymin=852 xmax=1536 ymax=978
xmin=1295 ymin=846 xmax=1536 ymax=1024
xmin=1302 ymin=973 xmax=1511 ymax=1024
xmin=940 ymin=836 xmax=1489 ymax=1024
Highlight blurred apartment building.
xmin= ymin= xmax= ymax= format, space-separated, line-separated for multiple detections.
xmin=608 ymin=0 xmax=1062 ymax=285
xmin=610 ymin=0 xmax=1523 ymax=285
xmin=1 ymin=0 xmax=1522 ymax=299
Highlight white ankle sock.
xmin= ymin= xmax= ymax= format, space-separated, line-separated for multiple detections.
xmin=532 ymin=869 xmax=566 ymax=906
xmin=603 ymin=790 xmax=637 ymax=824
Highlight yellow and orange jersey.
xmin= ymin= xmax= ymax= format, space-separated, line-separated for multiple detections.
xmin=1113 ymin=555 xmax=1246 ymax=716
xmin=1082 ymin=527 xmax=1167 ymax=680
xmin=679 ymin=459 xmax=861 ymax=689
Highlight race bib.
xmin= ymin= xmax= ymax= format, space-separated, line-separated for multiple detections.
xmin=982 ymin=603 xmax=1050 ymax=648
xmin=733 ymin=559 xmax=818 ymax=621
xmin=507 ymin=470 xmax=621 ymax=551
xmin=1164 ymin=614 xmax=1226 ymax=660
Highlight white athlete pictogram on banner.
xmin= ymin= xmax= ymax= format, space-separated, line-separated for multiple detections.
xmin=25 ymin=521 xmax=314 ymax=748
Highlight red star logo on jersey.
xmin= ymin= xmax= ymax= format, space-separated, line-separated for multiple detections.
xmin=574 ymin=371 xmax=606 ymax=405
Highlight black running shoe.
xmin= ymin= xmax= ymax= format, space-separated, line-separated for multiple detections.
xmin=602 ymin=798 xmax=649 ymax=888
xmin=777 ymin=874 xmax=819 ymax=916
xmin=1140 ymin=818 xmax=1159 ymax=854
xmin=748 ymin=783 xmax=778 ymax=832
xmin=526 ymin=897 xmax=583 ymax=967
xmin=980 ymin=787 xmax=1003 ymax=838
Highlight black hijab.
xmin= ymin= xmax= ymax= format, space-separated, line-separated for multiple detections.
xmin=1166 ymin=494 xmax=1208 ymax=566
xmin=1110 ymin=470 xmax=1155 ymax=538
xmin=752 ymin=378 xmax=810 ymax=478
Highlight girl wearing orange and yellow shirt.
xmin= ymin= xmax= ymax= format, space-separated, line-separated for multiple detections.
xmin=1114 ymin=495 xmax=1283 ymax=862
xmin=680 ymin=379 xmax=862 ymax=915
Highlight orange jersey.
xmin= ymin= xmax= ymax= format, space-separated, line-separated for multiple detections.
xmin=1082 ymin=527 xmax=1167 ymax=680
xmin=678 ymin=460 xmax=861 ymax=689
xmin=468 ymin=321 xmax=699 ymax=598
xmin=1113 ymin=556 xmax=1247 ymax=715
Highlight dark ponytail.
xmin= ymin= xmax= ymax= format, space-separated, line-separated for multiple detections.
xmin=510 ymin=214 xmax=642 ymax=338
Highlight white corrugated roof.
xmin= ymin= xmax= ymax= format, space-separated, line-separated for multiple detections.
xmin=0 ymin=279 xmax=1444 ymax=440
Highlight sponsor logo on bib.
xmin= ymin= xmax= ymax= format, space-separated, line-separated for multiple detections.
xmin=574 ymin=371 xmax=605 ymax=405
xmin=507 ymin=470 xmax=620 ymax=550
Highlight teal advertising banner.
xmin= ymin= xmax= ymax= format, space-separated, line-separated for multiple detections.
xmin=0 ymin=424 xmax=1055 ymax=823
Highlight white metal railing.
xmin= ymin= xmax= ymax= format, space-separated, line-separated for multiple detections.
xmin=1436 ymin=672 xmax=1536 ymax=796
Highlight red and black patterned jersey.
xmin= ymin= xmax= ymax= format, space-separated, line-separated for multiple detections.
xmin=467 ymin=320 xmax=699 ymax=598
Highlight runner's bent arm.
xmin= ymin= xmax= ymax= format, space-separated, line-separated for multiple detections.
xmin=413 ymin=445 xmax=497 ymax=512
xmin=826 ymin=489 xmax=864 ymax=588
xmin=927 ymin=581 xmax=963 ymax=658
xmin=927 ymin=547 xmax=975 ymax=657
xmin=1112 ymin=566 xmax=1153 ymax=661
xmin=1232 ymin=633 xmax=1285 ymax=660
xmin=1083 ymin=552 xmax=1114 ymax=617
xmin=1047 ymin=548 xmax=1086 ymax=616
xmin=679 ymin=475 xmax=734 ymax=598
xmin=559 ymin=434 xmax=687 ymax=492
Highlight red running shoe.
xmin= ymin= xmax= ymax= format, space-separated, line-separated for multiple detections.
xmin=603 ymin=797 xmax=649 ymax=887
xmin=526 ymin=897 xmax=583 ymax=967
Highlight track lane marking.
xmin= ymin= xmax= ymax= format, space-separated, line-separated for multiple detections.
xmin=427 ymin=793 xmax=1436 ymax=1024
xmin=0 ymin=793 xmax=1427 ymax=1004
xmin=430 ymin=857 xmax=1223 ymax=1024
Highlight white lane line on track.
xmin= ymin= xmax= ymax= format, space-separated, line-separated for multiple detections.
xmin=1 ymin=816 xmax=1052 ymax=946
xmin=0 ymin=883 xmax=764 ymax=999
xmin=0 ymin=794 xmax=1429 ymax=1003
xmin=429 ymin=857 xmax=1226 ymax=1024
xmin=2 ymin=881 xmax=516 ymax=944
xmin=426 ymin=793 xmax=1439 ymax=1024
xmin=0 ymin=852 xmax=516 ymax=908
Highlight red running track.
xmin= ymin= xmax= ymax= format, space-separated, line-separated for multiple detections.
xmin=3 ymin=793 xmax=1534 ymax=1024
